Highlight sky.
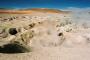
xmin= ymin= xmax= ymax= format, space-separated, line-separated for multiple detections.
xmin=0 ymin=0 xmax=90 ymax=9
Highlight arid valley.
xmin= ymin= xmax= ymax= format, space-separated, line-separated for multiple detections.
xmin=0 ymin=8 xmax=90 ymax=60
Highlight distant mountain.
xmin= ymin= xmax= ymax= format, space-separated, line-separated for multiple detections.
xmin=20 ymin=8 xmax=70 ymax=13
xmin=0 ymin=8 xmax=70 ymax=14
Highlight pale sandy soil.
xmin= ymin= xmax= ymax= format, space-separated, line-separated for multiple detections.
xmin=0 ymin=12 xmax=90 ymax=60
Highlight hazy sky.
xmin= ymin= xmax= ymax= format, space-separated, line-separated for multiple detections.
xmin=0 ymin=0 xmax=90 ymax=9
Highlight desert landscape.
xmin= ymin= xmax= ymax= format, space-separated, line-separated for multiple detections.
xmin=0 ymin=8 xmax=90 ymax=60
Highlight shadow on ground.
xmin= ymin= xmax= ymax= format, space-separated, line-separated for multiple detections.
xmin=0 ymin=43 xmax=31 ymax=54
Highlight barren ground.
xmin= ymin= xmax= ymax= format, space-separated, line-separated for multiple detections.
xmin=0 ymin=11 xmax=90 ymax=60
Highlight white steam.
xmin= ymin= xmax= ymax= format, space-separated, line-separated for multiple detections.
xmin=65 ymin=7 xmax=90 ymax=28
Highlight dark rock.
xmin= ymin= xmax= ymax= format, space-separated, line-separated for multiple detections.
xmin=29 ymin=23 xmax=35 ymax=29
xmin=1 ymin=19 xmax=8 ymax=22
xmin=9 ymin=18 xmax=13 ymax=21
xmin=9 ymin=28 xmax=17 ymax=35
xmin=58 ymin=33 xmax=63 ymax=36
xmin=0 ymin=43 xmax=31 ymax=54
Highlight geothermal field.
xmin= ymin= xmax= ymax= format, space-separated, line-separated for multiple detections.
xmin=0 ymin=8 xmax=90 ymax=60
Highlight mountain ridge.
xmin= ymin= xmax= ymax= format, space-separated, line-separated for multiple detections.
xmin=0 ymin=8 xmax=70 ymax=14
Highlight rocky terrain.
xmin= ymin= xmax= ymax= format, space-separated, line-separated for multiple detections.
xmin=0 ymin=8 xmax=90 ymax=60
